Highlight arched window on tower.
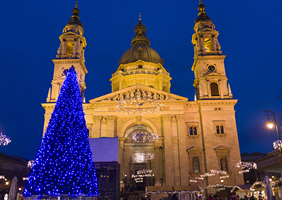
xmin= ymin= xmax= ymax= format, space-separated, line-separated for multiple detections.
xmin=204 ymin=38 xmax=213 ymax=52
xmin=163 ymin=86 xmax=168 ymax=92
xmin=66 ymin=42 xmax=74 ymax=56
xmin=220 ymin=156 xmax=228 ymax=172
xmin=192 ymin=157 xmax=200 ymax=173
xmin=210 ymin=83 xmax=219 ymax=96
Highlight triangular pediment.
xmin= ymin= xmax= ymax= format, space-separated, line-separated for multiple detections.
xmin=186 ymin=146 xmax=202 ymax=152
xmin=89 ymin=84 xmax=188 ymax=103
xmin=214 ymin=145 xmax=231 ymax=152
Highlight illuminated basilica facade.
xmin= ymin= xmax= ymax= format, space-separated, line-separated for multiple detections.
xmin=42 ymin=1 xmax=243 ymax=192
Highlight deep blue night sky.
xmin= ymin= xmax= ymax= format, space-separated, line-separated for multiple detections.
xmin=0 ymin=0 xmax=282 ymax=160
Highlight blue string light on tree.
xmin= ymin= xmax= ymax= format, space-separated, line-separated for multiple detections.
xmin=23 ymin=66 xmax=98 ymax=197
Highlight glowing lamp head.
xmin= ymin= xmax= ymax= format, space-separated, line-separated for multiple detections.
xmin=267 ymin=122 xmax=274 ymax=129
xmin=221 ymin=180 xmax=224 ymax=183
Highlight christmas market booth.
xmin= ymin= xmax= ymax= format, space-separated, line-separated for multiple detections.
xmin=146 ymin=185 xmax=201 ymax=200
xmin=272 ymin=178 xmax=282 ymax=200
xmin=206 ymin=184 xmax=234 ymax=200
xmin=249 ymin=181 xmax=266 ymax=198
xmin=230 ymin=185 xmax=252 ymax=199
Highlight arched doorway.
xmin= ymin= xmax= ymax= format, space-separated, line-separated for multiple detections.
xmin=123 ymin=124 xmax=156 ymax=192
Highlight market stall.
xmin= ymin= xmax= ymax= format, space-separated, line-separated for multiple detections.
xmin=231 ymin=185 xmax=252 ymax=199
xmin=272 ymin=178 xmax=282 ymax=200
xmin=250 ymin=181 xmax=266 ymax=199
xmin=146 ymin=185 xmax=201 ymax=200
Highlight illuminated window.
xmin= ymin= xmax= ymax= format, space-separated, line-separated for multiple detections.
xmin=210 ymin=83 xmax=219 ymax=96
xmin=192 ymin=157 xmax=200 ymax=173
xmin=65 ymin=42 xmax=74 ymax=56
xmin=204 ymin=38 xmax=213 ymax=52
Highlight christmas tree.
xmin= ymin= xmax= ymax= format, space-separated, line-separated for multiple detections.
xmin=24 ymin=66 xmax=98 ymax=197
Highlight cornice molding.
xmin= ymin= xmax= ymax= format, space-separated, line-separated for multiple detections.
xmin=197 ymin=55 xmax=226 ymax=60
xmin=52 ymin=59 xmax=87 ymax=74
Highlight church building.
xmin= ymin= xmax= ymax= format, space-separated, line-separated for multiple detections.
xmin=42 ymin=1 xmax=244 ymax=196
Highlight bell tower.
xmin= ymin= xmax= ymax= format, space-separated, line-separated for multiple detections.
xmin=191 ymin=1 xmax=232 ymax=100
xmin=47 ymin=1 xmax=87 ymax=102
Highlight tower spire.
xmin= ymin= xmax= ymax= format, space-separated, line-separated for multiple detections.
xmin=131 ymin=14 xmax=150 ymax=46
xmin=195 ymin=0 xmax=211 ymax=23
xmin=66 ymin=0 xmax=83 ymax=27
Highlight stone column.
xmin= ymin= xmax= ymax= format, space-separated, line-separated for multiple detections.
xmin=218 ymin=80 xmax=223 ymax=98
xmin=207 ymin=80 xmax=211 ymax=98
xmin=62 ymin=40 xmax=67 ymax=56
xmin=101 ymin=117 xmax=107 ymax=137
xmin=212 ymin=36 xmax=216 ymax=52
xmin=154 ymin=141 xmax=162 ymax=186
xmin=106 ymin=116 xmax=117 ymax=137
xmin=159 ymin=81 xmax=162 ymax=91
xmin=176 ymin=114 xmax=189 ymax=185
xmin=171 ymin=115 xmax=180 ymax=185
xmin=201 ymin=37 xmax=205 ymax=52
xmin=73 ymin=39 xmax=78 ymax=58
xmin=119 ymin=138 xmax=125 ymax=189
xmin=162 ymin=114 xmax=174 ymax=185
xmin=92 ymin=116 xmax=102 ymax=138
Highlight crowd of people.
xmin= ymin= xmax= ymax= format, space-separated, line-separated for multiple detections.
xmin=205 ymin=194 xmax=277 ymax=200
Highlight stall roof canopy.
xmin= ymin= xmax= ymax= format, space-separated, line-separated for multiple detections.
xmin=146 ymin=185 xmax=200 ymax=193
xmin=89 ymin=137 xmax=119 ymax=162
xmin=231 ymin=185 xmax=252 ymax=193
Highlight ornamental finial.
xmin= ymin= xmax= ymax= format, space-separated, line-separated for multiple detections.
xmin=75 ymin=0 xmax=78 ymax=8
xmin=198 ymin=0 xmax=206 ymax=16
xmin=139 ymin=13 xmax=141 ymax=21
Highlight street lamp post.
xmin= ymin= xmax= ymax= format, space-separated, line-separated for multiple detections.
xmin=265 ymin=110 xmax=282 ymax=151
xmin=265 ymin=110 xmax=280 ymax=140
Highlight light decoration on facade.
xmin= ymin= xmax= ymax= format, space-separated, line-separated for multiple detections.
xmin=116 ymin=89 xmax=164 ymax=115
xmin=23 ymin=177 xmax=28 ymax=181
xmin=195 ymin=177 xmax=204 ymax=180
xmin=27 ymin=160 xmax=35 ymax=168
xmin=273 ymin=140 xmax=282 ymax=150
xmin=207 ymin=184 xmax=226 ymax=189
xmin=210 ymin=169 xmax=227 ymax=175
xmin=132 ymin=131 xmax=159 ymax=143
xmin=134 ymin=153 xmax=155 ymax=163
xmin=206 ymin=184 xmax=233 ymax=191
xmin=200 ymin=173 xmax=215 ymax=178
xmin=134 ymin=178 xmax=143 ymax=183
xmin=235 ymin=161 xmax=257 ymax=174
xmin=0 ymin=175 xmax=5 ymax=179
xmin=132 ymin=169 xmax=153 ymax=183
xmin=190 ymin=180 xmax=197 ymax=183
xmin=0 ymin=133 xmax=11 ymax=146
xmin=220 ymin=175 xmax=229 ymax=179
xmin=239 ymin=169 xmax=250 ymax=174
